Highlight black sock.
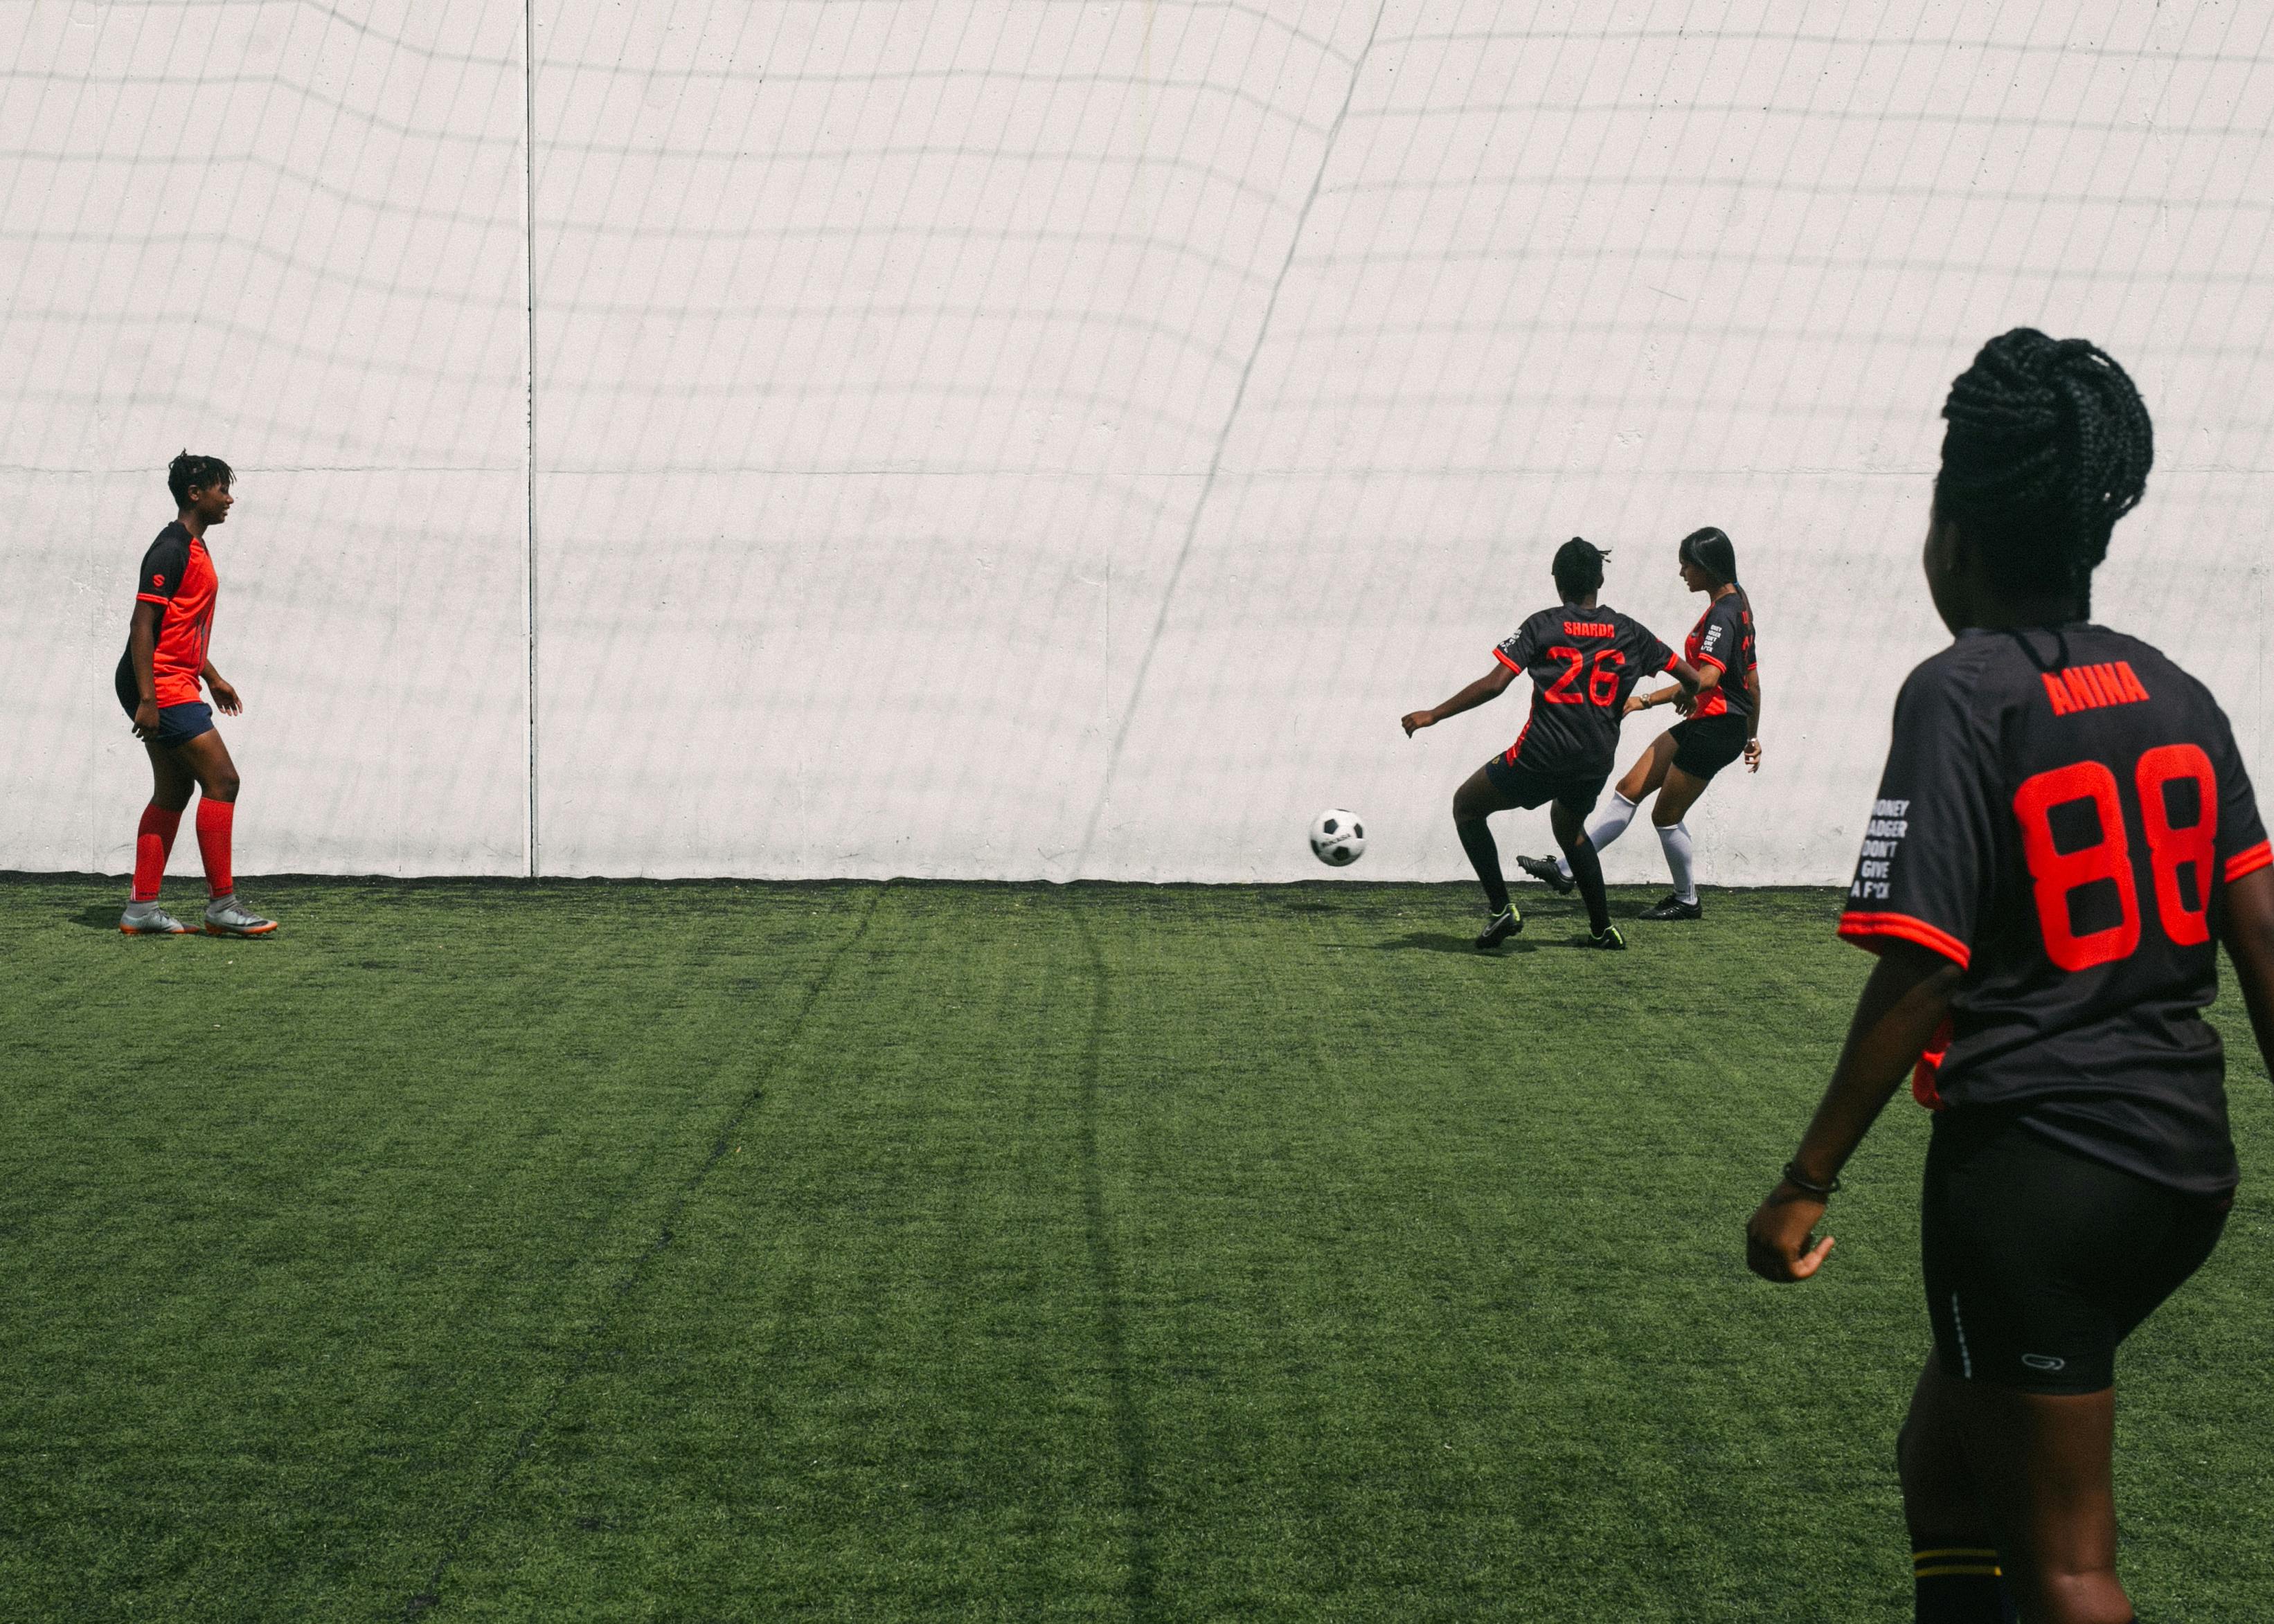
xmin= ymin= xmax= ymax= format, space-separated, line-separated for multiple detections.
xmin=1456 ymin=818 xmax=1511 ymax=914
xmin=1913 ymin=1548 xmax=2015 ymax=1622
xmin=1563 ymin=833 xmax=1610 ymax=934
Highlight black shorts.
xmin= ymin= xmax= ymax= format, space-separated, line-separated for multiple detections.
xmin=1669 ymin=713 xmax=1749 ymax=782
xmin=1921 ymin=1112 xmax=2228 ymax=1394
xmin=1483 ymin=753 xmax=1606 ymax=818
xmin=114 ymin=661 xmax=213 ymax=749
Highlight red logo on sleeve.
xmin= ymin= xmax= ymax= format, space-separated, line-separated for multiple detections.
xmin=152 ymin=573 xmax=165 ymax=586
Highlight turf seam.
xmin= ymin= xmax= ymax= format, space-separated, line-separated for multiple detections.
xmin=1073 ymin=910 xmax=1158 ymax=1621
xmin=399 ymin=883 xmax=890 ymax=1619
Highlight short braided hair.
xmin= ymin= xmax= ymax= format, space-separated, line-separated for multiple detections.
xmin=1935 ymin=329 xmax=2152 ymax=613
xmin=1552 ymin=536 xmax=1608 ymax=598
xmin=168 ymin=450 xmax=233 ymax=507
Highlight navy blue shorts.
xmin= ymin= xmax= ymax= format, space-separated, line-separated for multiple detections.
xmin=115 ymin=666 xmax=213 ymax=749
xmin=1483 ymin=753 xmax=1606 ymax=818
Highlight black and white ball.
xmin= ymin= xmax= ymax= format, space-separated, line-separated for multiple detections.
xmin=1309 ymin=809 xmax=1366 ymax=867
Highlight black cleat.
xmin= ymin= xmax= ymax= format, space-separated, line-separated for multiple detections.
xmin=1639 ymin=894 xmax=1702 ymax=921
xmin=1588 ymin=924 xmax=1627 ymax=950
xmin=1475 ymin=907 xmax=1523 ymax=950
xmin=1515 ymin=854 xmax=1574 ymax=894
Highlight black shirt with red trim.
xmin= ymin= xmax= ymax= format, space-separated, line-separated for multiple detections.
xmin=116 ymin=521 xmax=218 ymax=708
xmin=1840 ymin=625 xmax=2269 ymax=1194
xmin=1493 ymin=604 xmax=1676 ymax=780
xmin=1685 ymin=589 xmax=1757 ymax=720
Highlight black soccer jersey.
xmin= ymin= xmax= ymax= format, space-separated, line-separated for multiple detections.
xmin=1494 ymin=605 xmax=1677 ymax=779
xmin=1841 ymin=626 xmax=2271 ymax=1194
xmin=1685 ymin=590 xmax=1757 ymax=721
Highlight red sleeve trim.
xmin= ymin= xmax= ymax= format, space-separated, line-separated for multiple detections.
xmin=1493 ymin=647 xmax=1523 ymax=675
xmin=1838 ymin=910 xmax=1971 ymax=970
xmin=136 ymin=591 xmax=171 ymax=605
xmin=2226 ymin=840 xmax=2273 ymax=884
xmin=1694 ymin=651 xmax=1728 ymax=674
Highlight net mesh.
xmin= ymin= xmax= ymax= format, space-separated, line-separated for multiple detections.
xmin=8 ymin=2 xmax=2273 ymax=883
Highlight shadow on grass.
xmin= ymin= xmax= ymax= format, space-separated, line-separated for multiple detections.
xmin=1374 ymin=930 xmax=1537 ymax=955
xmin=69 ymin=904 xmax=123 ymax=932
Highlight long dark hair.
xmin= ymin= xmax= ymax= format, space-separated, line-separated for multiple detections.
xmin=1935 ymin=329 xmax=2153 ymax=616
xmin=1678 ymin=525 xmax=1751 ymax=631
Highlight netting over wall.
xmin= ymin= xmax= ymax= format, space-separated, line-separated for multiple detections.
xmin=8 ymin=2 xmax=2272 ymax=882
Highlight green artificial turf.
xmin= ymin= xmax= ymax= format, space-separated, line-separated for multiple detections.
xmin=2 ymin=876 xmax=2271 ymax=1621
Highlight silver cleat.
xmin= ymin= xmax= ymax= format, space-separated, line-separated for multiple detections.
xmin=203 ymin=894 xmax=279 ymax=937
xmin=120 ymin=901 xmax=193 ymax=935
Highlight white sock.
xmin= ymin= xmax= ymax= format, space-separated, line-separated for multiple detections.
xmin=1658 ymin=820 xmax=1697 ymax=903
xmin=1558 ymin=793 xmax=1638 ymax=876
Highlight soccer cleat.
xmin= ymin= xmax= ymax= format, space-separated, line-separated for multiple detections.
xmin=203 ymin=895 xmax=278 ymax=937
xmin=1514 ymin=854 xmax=1574 ymax=894
xmin=1588 ymin=924 xmax=1627 ymax=950
xmin=1475 ymin=907 xmax=1523 ymax=950
xmin=1640 ymin=894 xmax=1703 ymax=921
xmin=120 ymin=902 xmax=193 ymax=935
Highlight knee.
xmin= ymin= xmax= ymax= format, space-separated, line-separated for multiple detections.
xmin=1652 ymin=804 xmax=1684 ymax=830
xmin=153 ymin=786 xmax=194 ymax=813
xmin=202 ymin=771 xmax=241 ymax=803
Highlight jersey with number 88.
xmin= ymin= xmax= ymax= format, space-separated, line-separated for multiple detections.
xmin=1838 ymin=626 xmax=2271 ymax=1196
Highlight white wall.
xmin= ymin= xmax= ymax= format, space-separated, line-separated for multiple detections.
xmin=8 ymin=2 xmax=2270 ymax=883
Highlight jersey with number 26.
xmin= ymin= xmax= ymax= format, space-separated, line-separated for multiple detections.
xmin=1839 ymin=626 xmax=2270 ymax=1196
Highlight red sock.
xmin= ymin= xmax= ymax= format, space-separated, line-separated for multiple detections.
xmin=132 ymin=803 xmax=183 ymax=902
xmin=196 ymin=798 xmax=235 ymax=899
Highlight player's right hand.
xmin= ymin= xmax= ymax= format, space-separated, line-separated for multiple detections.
xmin=1745 ymin=1183 xmax=1834 ymax=1282
xmin=132 ymin=700 xmax=160 ymax=740
xmin=1400 ymin=710 xmax=1433 ymax=737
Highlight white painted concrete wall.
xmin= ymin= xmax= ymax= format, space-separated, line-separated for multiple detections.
xmin=8 ymin=2 xmax=2270 ymax=883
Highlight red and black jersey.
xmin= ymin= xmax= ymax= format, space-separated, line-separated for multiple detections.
xmin=116 ymin=522 xmax=217 ymax=707
xmin=1684 ymin=589 xmax=1757 ymax=719
xmin=1493 ymin=604 xmax=1676 ymax=779
xmin=1840 ymin=626 xmax=2270 ymax=1195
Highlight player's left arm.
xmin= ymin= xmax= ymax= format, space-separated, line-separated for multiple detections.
xmin=1624 ymin=656 xmax=1704 ymax=716
xmin=1746 ymin=939 xmax=1961 ymax=1282
xmin=1402 ymin=662 xmax=1516 ymax=736
xmin=202 ymin=658 xmax=242 ymax=715
xmin=1742 ymin=667 xmax=1762 ymax=770
xmin=2218 ymin=867 xmax=2274 ymax=1086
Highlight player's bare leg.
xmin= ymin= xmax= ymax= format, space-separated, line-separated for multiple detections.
xmin=1640 ymin=764 xmax=1712 ymax=920
xmin=169 ymin=730 xmax=276 ymax=936
xmin=1526 ymin=732 xmax=1678 ymax=892
xmin=120 ymin=742 xmax=201 ymax=934
xmin=1453 ymin=766 xmax=1525 ymax=948
xmin=1908 ymin=1358 xmax=2131 ymax=1624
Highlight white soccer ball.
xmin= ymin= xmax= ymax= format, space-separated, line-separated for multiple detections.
xmin=1309 ymin=808 xmax=1366 ymax=867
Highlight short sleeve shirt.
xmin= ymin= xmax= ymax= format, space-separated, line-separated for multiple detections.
xmin=1684 ymin=591 xmax=1757 ymax=720
xmin=1839 ymin=626 xmax=2271 ymax=1194
xmin=1493 ymin=604 xmax=1677 ymax=779
xmin=121 ymin=523 xmax=217 ymax=707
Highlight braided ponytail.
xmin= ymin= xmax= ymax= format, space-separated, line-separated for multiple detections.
xmin=1935 ymin=329 xmax=2153 ymax=616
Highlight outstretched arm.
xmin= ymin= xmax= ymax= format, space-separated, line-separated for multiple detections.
xmin=2218 ymin=866 xmax=2274 ymax=1082
xmin=1746 ymin=939 xmax=1962 ymax=1282
xmin=1402 ymin=663 xmax=1516 ymax=737
xmin=1626 ymin=657 xmax=1708 ymax=716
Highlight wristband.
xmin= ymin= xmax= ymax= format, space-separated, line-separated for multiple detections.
xmin=1780 ymin=1160 xmax=1840 ymax=1198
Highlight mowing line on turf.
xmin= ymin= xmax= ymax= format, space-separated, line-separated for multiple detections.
xmin=399 ymin=883 xmax=890 ymax=1620
xmin=1073 ymin=909 xmax=1158 ymax=1618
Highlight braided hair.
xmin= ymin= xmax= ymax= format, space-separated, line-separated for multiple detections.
xmin=1552 ymin=536 xmax=1609 ymax=599
xmin=1935 ymin=329 xmax=2152 ymax=616
xmin=168 ymin=450 xmax=233 ymax=506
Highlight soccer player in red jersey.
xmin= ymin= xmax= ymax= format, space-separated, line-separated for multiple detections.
xmin=1402 ymin=539 xmax=1701 ymax=950
xmin=114 ymin=452 xmax=276 ymax=937
xmin=1747 ymin=332 xmax=2274 ymax=1624
xmin=1519 ymin=527 xmax=1762 ymax=919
